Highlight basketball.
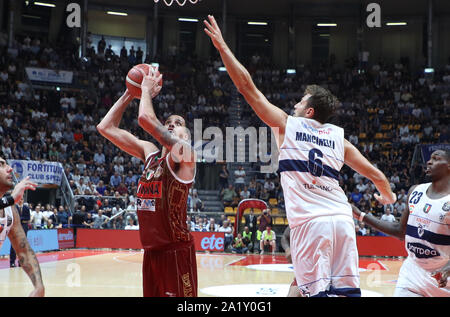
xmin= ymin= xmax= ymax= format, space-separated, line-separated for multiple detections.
xmin=126 ymin=64 xmax=162 ymax=99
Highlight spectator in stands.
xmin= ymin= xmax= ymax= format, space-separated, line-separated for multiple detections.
xmin=205 ymin=217 xmax=219 ymax=232
xmin=46 ymin=207 xmax=59 ymax=228
xmin=258 ymin=209 xmax=273 ymax=233
xmin=191 ymin=189 xmax=204 ymax=212
xmin=92 ymin=209 xmax=109 ymax=229
xmin=234 ymin=165 xmax=246 ymax=192
xmin=221 ymin=184 xmax=237 ymax=207
xmin=218 ymin=164 xmax=229 ymax=191
xmin=125 ymin=218 xmax=139 ymax=230
xmin=96 ymin=180 xmax=107 ymax=196
xmin=112 ymin=214 xmax=125 ymax=230
xmin=101 ymin=199 xmax=113 ymax=218
xmin=259 ymin=226 xmax=276 ymax=255
xmin=245 ymin=208 xmax=258 ymax=252
xmin=355 ymin=224 xmax=367 ymax=236
xmin=124 ymin=171 xmax=138 ymax=187
xmin=56 ymin=205 xmax=70 ymax=228
xmin=241 ymin=226 xmax=253 ymax=252
xmin=232 ymin=233 xmax=249 ymax=254
xmin=109 ymin=171 xmax=121 ymax=189
xmin=240 ymin=186 xmax=251 ymax=200
xmin=259 ymin=188 xmax=270 ymax=202
xmin=350 ymin=188 xmax=363 ymax=206
xmin=30 ymin=204 xmax=45 ymax=229
xmin=69 ymin=205 xmax=87 ymax=229
xmin=248 ymin=178 xmax=257 ymax=198
xmin=381 ymin=206 xmax=396 ymax=222
xmin=125 ymin=200 xmax=137 ymax=224
xmin=219 ymin=220 xmax=234 ymax=251
xmin=83 ymin=212 xmax=94 ymax=228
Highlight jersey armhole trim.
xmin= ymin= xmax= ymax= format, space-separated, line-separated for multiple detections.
xmin=166 ymin=153 xmax=196 ymax=184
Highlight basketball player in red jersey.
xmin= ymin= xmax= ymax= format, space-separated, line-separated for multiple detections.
xmin=97 ymin=71 xmax=197 ymax=297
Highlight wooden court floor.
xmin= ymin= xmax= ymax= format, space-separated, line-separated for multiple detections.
xmin=0 ymin=249 xmax=403 ymax=297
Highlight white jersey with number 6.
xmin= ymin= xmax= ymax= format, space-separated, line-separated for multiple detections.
xmin=279 ymin=116 xmax=351 ymax=228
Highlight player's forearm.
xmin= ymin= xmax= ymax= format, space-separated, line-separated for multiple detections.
xmin=359 ymin=212 xmax=404 ymax=239
xmin=14 ymin=237 xmax=44 ymax=289
xmin=217 ymin=45 xmax=253 ymax=93
xmin=138 ymin=90 xmax=177 ymax=150
xmin=97 ymin=93 xmax=133 ymax=132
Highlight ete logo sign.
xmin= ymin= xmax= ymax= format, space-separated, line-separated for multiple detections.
xmin=200 ymin=234 xmax=224 ymax=251
xmin=66 ymin=3 xmax=81 ymax=28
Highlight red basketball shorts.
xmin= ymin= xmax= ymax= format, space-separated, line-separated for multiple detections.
xmin=142 ymin=241 xmax=198 ymax=297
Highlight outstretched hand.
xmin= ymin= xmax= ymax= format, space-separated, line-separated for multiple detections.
xmin=374 ymin=192 xmax=397 ymax=205
xmin=203 ymin=15 xmax=226 ymax=51
xmin=11 ymin=176 xmax=37 ymax=203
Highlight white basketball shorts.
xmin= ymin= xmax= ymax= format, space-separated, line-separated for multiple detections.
xmin=290 ymin=214 xmax=360 ymax=297
xmin=394 ymin=256 xmax=450 ymax=297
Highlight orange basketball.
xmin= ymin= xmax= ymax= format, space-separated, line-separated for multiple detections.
xmin=126 ymin=64 xmax=162 ymax=99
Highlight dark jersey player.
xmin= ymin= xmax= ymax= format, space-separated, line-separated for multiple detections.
xmin=97 ymin=69 xmax=197 ymax=297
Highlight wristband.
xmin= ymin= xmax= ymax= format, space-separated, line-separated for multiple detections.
xmin=359 ymin=212 xmax=367 ymax=223
xmin=0 ymin=195 xmax=15 ymax=209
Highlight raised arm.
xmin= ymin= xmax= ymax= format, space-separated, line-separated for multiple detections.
xmin=203 ymin=15 xmax=288 ymax=134
xmin=8 ymin=206 xmax=45 ymax=296
xmin=96 ymin=89 xmax=158 ymax=162
xmin=344 ymin=139 xmax=396 ymax=205
xmin=138 ymin=71 xmax=196 ymax=171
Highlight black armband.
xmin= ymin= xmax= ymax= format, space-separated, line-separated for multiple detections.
xmin=0 ymin=195 xmax=15 ymax=209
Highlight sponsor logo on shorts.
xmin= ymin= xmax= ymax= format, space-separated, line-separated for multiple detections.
xmin=407 ymin=242 xmax=440 ymax=259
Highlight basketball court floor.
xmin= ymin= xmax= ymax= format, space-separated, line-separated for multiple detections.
xmin=0 ymin=249 xmax=403 ymax=297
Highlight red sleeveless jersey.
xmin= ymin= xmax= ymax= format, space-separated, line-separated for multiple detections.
xmin=136 ymin=151 xmax=194 ymax=249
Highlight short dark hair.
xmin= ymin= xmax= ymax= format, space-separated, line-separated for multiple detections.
xmin=439 ymin=149 xmax=450 ymax=162
xmin=304 ymin=85 xmax=340 ymax=124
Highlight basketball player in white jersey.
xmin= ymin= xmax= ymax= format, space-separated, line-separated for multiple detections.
xmin=352 ymin=149 xmax=450 ymax=297
xmin=204 ymin=15 xmax=396 ymax=297
xmin=0 ymin=155 xmax=45 ymax=297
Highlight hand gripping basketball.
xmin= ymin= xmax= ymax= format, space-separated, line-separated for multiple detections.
xmin=126 ymin=64 xmax=163 ymax=99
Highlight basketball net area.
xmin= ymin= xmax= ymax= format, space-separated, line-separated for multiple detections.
xmin=154 ymin=0 xmax=200 ymax=6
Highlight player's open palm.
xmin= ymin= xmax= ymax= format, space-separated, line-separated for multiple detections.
xmin=11 ymin=176 xmax=37 ymax=203
xmin=203 ymin=15 xmax=226 ymax=51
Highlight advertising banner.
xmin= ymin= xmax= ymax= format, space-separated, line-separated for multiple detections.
xmin=25 ymin=67 xmax=73 ymax=84
xmin=57 ymin=228 xmax=75 ymax=249
xmin=0 ymin=229 xmax=59 ymax=255
xmin=420 ymin=143 xmax=450 ymax=162
xmin=7 ymin=160 xmax=64 ymax=186
xmin=191 ymin=232 xmax=225 ymax=252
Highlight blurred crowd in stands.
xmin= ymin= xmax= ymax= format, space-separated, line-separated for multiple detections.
xmin=1 ymin=30 xmax=449 ymax=239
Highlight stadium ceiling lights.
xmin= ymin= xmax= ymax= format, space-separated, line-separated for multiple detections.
xmin=34 ymin=2 xmax=56 ymax=7
xmin=386 ymin=22 xmax=407 ymax=26
xmin=178 ymin=18 xmax=199 ymax=22
xmin=317 ymin=23 xmax=337 ymax=27
xmin=107 ymin=11 xmax=128 ymax=16
xmin=247 ymin=22 xmax=268 ymax=26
